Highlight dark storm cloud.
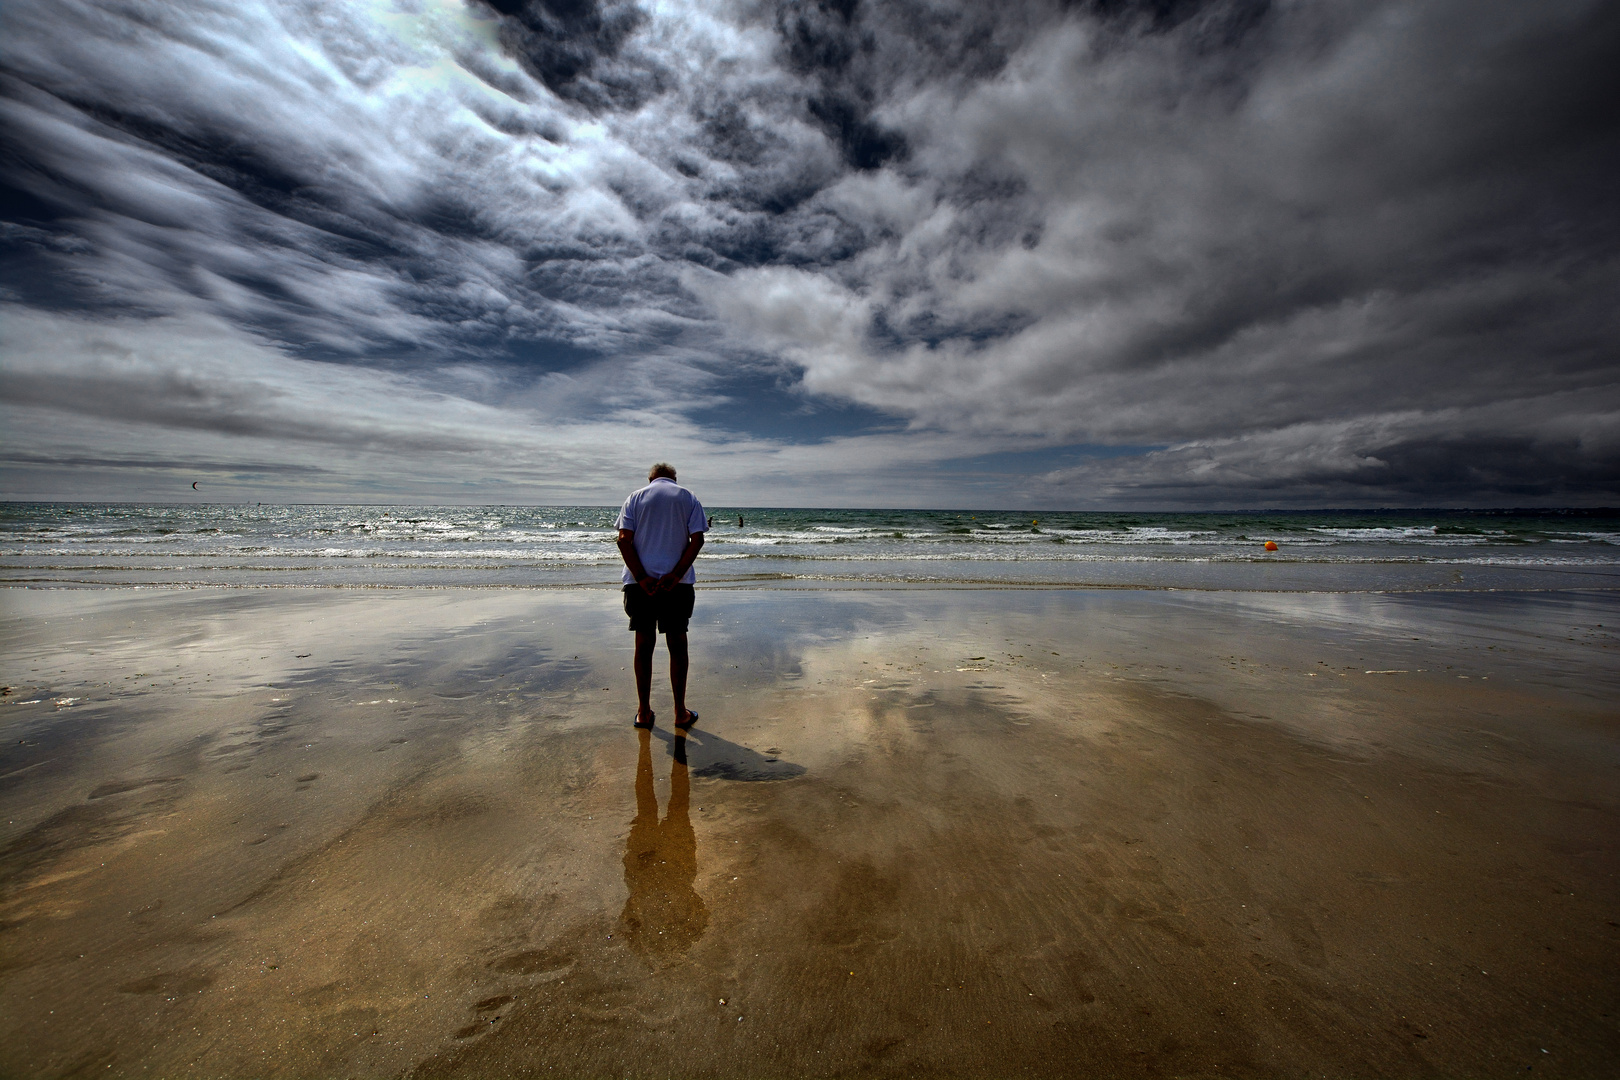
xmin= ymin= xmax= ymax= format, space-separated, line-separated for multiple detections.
xmin=2 ymin=363 xmax=493 ymax=453
xmin=1 ymin=0 xmax=1616 ymax=505
xmin=1077 ymin=0 xmax=1272 ymax=42
xmin=773 ymin=0 xmax=908 ymax=170
xmin=708 ymin=0 xmax=1620 ymax=503
xmin=1038 ymin=396 xmax=1620 ymax=506
xmin=0 ymin=452 xmax=326 ymax=474
xmin=0 ymin=3 xmax=690 ymax=356
xmin=478 ymin=0 xmax=662 ymax=111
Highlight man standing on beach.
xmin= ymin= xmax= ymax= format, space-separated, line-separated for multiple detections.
xmin=616 ymin=463 xmax=707 ymax=731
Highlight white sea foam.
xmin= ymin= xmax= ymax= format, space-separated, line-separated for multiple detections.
xmin=4 ymin=504 xmax=1616 ymax=589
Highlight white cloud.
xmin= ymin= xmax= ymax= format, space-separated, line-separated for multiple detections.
xmin=0 ymin=304 xmax=1016 ymax=505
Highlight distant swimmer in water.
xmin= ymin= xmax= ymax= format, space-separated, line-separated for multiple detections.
xmin=738 ymin=515 xmax=744 ymax=527
xmin=707 ymin=515 xmax=713 ymax=529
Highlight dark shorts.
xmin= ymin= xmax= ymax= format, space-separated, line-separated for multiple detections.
xmin=623 ymin=583 xmax=695 ymax=635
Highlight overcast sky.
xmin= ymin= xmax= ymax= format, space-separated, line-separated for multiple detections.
xmin=2 ymin=0 xmax=1616 ymax=507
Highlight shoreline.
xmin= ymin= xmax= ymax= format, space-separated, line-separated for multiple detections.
xmin=6 ymin=575 xmax=1620 ymax=592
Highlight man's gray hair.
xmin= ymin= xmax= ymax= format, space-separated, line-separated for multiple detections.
xmin=648 ymin=462 xmax=677 ymax=481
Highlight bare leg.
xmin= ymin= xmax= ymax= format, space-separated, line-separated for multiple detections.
xmin=633 ymin=630 xmax=656 ymax=723
xmin=666 ymin=631 xmax=691 ymax=724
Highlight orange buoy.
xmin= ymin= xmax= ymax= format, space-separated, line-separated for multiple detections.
xmin=1264 ymin=540 xmax=1278 ymax=551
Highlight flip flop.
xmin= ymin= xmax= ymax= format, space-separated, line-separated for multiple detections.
xmin=674 ymin=709 xmax=699 ymax=731
xmin=633 ymin=710 xmax=655 ymax=730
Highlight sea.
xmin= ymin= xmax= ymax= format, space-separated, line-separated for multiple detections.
xmin=2 ymin=504 xmax=1617 ymax=592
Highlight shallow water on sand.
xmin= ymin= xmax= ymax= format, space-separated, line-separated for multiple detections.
xmin=1 ymin=588 xmax=1617 ymax=1077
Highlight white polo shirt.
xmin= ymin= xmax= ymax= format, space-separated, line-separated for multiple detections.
xmin=615 ymin=477 xmax=707 ymax=585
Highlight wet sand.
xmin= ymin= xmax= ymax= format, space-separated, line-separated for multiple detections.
xmin=1 ymin=587 xmax=1616 ymax=1077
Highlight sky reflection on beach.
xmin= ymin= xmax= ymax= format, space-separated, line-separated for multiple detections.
xmin=1 ymin=586 xmax=1616 ymax=1076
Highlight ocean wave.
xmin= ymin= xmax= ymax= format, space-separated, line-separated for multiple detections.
xmin=9 ymin=548 xmax=1616 ymax=568
xmin=5 ymin=506 xmax=1617 ymax=590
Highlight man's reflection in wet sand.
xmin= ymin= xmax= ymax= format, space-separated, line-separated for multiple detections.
xmin=621 ymin=730 xmax=707 ymax=962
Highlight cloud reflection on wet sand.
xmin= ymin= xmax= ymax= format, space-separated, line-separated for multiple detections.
xmin=1 ymin=587 xmax=1617 ymax=1077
